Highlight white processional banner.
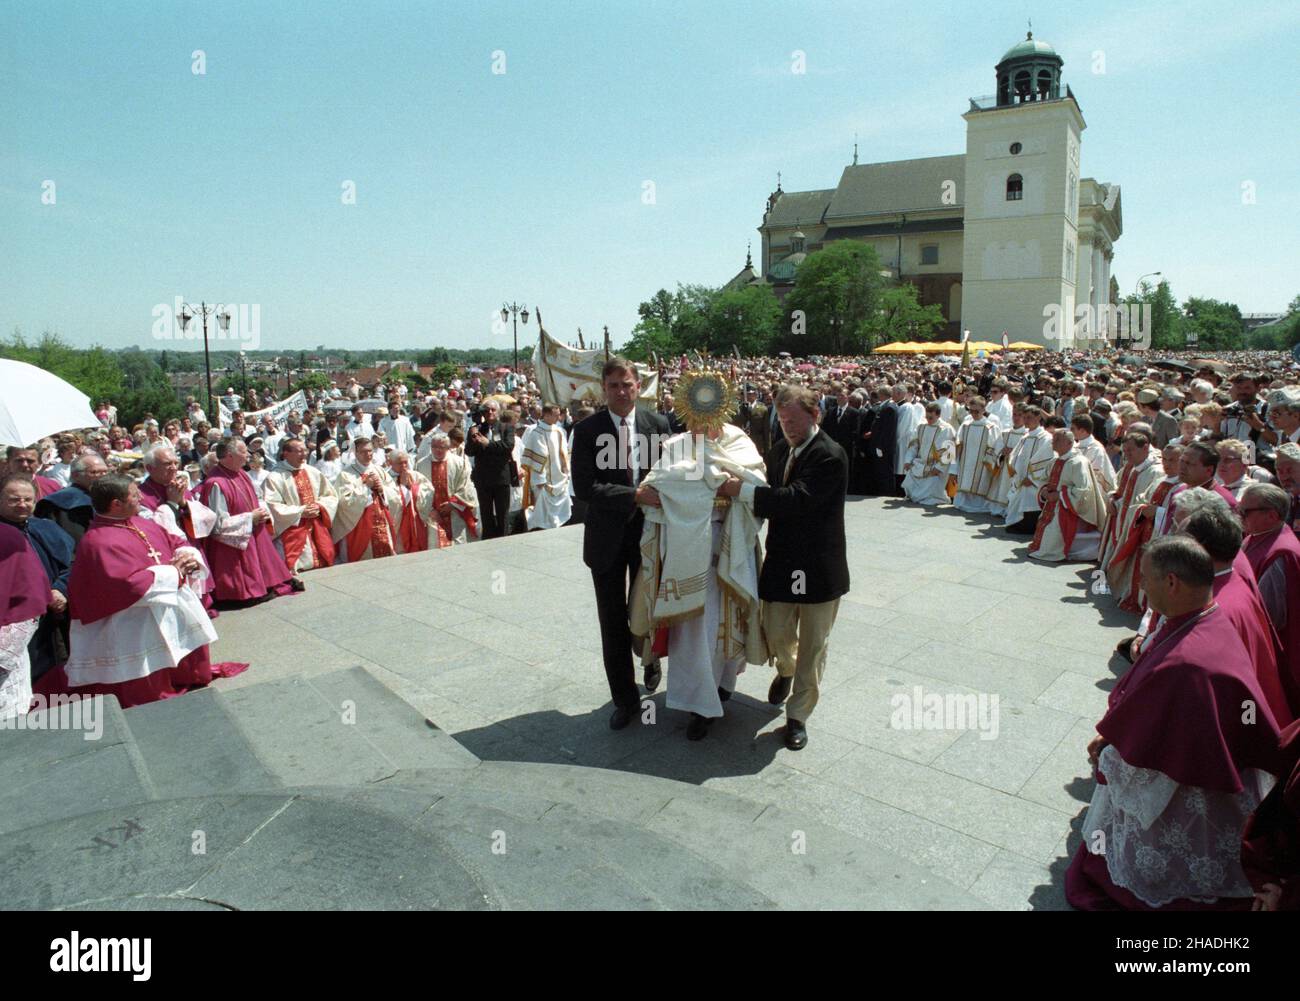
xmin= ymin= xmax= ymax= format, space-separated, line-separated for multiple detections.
xmin=218 ymin=390 xmax=307 ymax=429
xmin=531 ymin=328 xmax=658 ymax=408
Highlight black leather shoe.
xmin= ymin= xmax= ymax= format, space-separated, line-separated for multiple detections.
xmin=289 ymin=577 xmax=306 ymax=592
xmin=718 ymin=686 xmax=732 ymax=703
xmin=1115 ymin=635 xmax=1138 ymax=664
xmin=768 ymin=674 xmax=793 ymax=706
xmin=686 ymin=713 xmax=711 ymax=741
xmin=609 ymin=706 xmax=635 ymax=731
xmin=644 ymin=660 xmax=662 ymax=693
xmin=784 ymin=719 xmax=808 ymax=751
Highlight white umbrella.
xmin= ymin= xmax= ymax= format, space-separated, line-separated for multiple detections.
xmin=0 ymin=359 xmax=103 ymax=447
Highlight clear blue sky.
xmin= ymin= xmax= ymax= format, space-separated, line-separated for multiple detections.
xmin=2 ymin=0 xmax=1296 ymax=354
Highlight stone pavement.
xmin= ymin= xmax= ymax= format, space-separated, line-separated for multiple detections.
xmin=199 ymin=494 xmax=1131 ymax=910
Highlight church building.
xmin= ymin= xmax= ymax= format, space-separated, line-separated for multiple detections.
xmin=732 ymin=32 xmax=1123 ymax=346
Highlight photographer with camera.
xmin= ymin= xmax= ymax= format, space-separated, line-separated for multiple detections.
xmin=466 ymin=399 xmax=516 ymax=539
xmin=1222 ymin=372 xmax=1276 ymax=469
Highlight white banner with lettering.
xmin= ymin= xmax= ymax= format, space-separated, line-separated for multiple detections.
xmin=218 ymin=390 xmax=307 ymax=429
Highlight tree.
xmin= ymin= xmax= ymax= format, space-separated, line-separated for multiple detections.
xmin=622 ymin=283 xmax=720 ymax=360
xmin=783 ymin=242 xmax=887 ymax=353
xmin=1288 ymin=294 xmax=1300 ymax=315
xmin=1181 ymin=297 xmax=1245 ymax=352
xmin=293 ymin=371 xmax=334 ymax=393
xmin=864 ymin=284 xmax=947 ymax=345
xmin=705 ymin=285 xmax=782 ymax=357
xmin=1125 ymin=279 xmax=1181 ymax=350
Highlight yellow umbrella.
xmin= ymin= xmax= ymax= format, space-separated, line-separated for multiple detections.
xmin=1007 ymin=341 xmax=1045 ymax=351
xmin=968 ymin=341 xmax=1003 ymax=353
xmin=872 ymin=342 xmax=912 ymax=354
xmin=930 ymin=341 xmax=963 ymax=352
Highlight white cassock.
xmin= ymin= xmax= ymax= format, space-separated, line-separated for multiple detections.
xmin=894 ymin=401 xmax=922 ymax=476
xmin=986 ymin=395 xmax=1014 ymax=431
xmin=937 ymin=397 xmax=954 ymax=427
xmin=901 ymin=422 xmax=956 ymax=506
xmin=950 ymin=418 xmax=1003 ymax=513
xmin=630 ymin=426 xmax=767 ymax=720
xmin=1003 ymin=427 xmax=1055 ymax=527
xmin=1028 ymin=449 xmax=1110 ymax=562
xmin=378 ymin=415 xmax=416 ymax=455
xmin=391 ymin=469 xmax=435 ymax=554
xmin=509 ymin=434 xmax=525 ymax=514
xmin=1076 ymin=434 xmax=1116 ymax=493
xmin=414 ymin=451 xmax=480 ymax=546
xmin=988 ymin=425 xmax=1026 ymax=512
xmin=263 ymin=461 xmax=342 ymax=572
xmin=331 ymin=459 xmax=402 ymax=562
xmin=520 ymin=421 xmax=573 ymax=530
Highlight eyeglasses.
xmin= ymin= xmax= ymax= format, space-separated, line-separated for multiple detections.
xmin=1238 ymin=507 xmax=1274 ymax=516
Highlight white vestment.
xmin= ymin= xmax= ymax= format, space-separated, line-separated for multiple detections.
xmin=263 ymin=461 xmax=342 ymax=571
xmin=986 ymin=395 xmax=1014 ymax=431
xmin=1028 ymin=450 xmax=1110 ymax=562
xmin=331 ymin=459 xmax=401 ymax=562
xmin=520 ymin=421 xmax=573 ymax=530
xmin=631 ymin=426 xmax=767 ymax=719
xmin=1003 ymin=427 xmax=1055 ymax=527
xmin=1076 ymin=435 xmax=1116 ymax=492
xmin=902 ymin=422 xmax=956 ymax=506
xmin=894 ymin=401 xmax=923 ymax=476
xmin=950 ymin=418 xmax=1003 ymax=513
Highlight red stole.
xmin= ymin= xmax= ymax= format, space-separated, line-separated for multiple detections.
xmin=1029 ymin=458 xmax=1068 ymax=554
xmin=281 ymin=467 xmax=335 ymax=570
xmin=427 ymin=460 xmax=478 ymax=548
xmin=397 ymin=478 xmax=429 ymax=554
xmin=345 ymin=478 xmax=396 ymax=562
xmin=1112 ymin=478 xmax=1177 ymax=613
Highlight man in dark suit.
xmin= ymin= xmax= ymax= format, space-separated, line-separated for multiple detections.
xmin=718 ymin=385 xmax=849 ymax=750
xmin=465 ymin=400 xmax=515 ymax=538
xmin=572 ymin=359 xmax=673 ymax=730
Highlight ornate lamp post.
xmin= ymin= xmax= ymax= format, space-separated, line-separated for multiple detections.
xmin=501 ymin=302 xmax=529 ymax=376
xmin=177 ymin=301 xmax=231 ymax=420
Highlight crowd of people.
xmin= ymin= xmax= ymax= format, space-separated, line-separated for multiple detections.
xmin=3 ymin=344 xmax=1299 ymax=910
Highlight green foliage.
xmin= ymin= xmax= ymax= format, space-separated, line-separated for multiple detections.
xmin=783 ymin=242 xmax=887 ymax=353
xmin=1127 ymin=280 xmax=1182 ymax=350
xmin=705 ymin=285 xmax=783 ymax=357
xmin=429 ymin=362 xmax=459 ymax=386
xmin=864 ymin=284 xmax=948 ymax=344
xmin=293 ymin=371 xmax=334 ymax=393
xmin=623 ymin=284 xmax=720 ymax=360
xmin=1181 ymin=297 xmax=1245 ymax=352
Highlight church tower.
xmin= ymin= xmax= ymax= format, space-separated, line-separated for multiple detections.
xmin=960 ymin=32 xmax=1084 ymax=346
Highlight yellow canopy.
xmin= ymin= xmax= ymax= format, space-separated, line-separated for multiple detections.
xmin=966 ymin=341 xmax=1003 ymax=352
xmin=930 ymin=341 xmax=964 ymax=353
xmin=873 ymin=341 xmax=918 ymax=354
xmin=1007 ymin=341 xmax=1045 ymax=351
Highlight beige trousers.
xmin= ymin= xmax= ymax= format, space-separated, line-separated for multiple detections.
xmin=761 ymin=598 xmax=840 ymax=723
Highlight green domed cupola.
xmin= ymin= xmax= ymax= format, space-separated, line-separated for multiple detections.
xmin=995 ymin=31 xmax=1063 ymax=107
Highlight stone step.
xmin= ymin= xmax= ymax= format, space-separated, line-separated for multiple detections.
xmin=377 ymin=762 xmax=981 ymax=909
xmin=118 ymin=688 xmax=279 ymax=799
xmin=215 ymin=666 xmax=478 ymax=787
xmin=0 ymin=695 xmax=151 ymax=837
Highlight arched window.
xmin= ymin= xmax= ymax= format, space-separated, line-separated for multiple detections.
xmin=1014 ymin=70 xmax=1031 ymax=102
xmin=1006 ymin=174 xmax=1023 ymax=201
xmin=1037 ymin=69 xmax=1053 ymax=99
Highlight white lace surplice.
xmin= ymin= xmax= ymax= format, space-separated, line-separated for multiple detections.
xmin=0 ymin=618 xmax=39 ymax=720
xmin=1081 ymin=743 xmax=1275 ymax=907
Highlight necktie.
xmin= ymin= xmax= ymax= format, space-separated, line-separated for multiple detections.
xmin=621 ymin=418 xmax=634 ymax=485
xmin=783 ymin=445 xmax=798 ymax=485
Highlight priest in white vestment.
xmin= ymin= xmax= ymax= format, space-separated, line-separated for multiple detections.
xmin=901 ymin=403 xmax=956 ymax=506
xmin=263 ymin=437 xmax=341 ymax=574
xmin=1003 ymin=407 xmax=1055 ymax=534
xmin=1072 ymin=419 xmax=1116 ymax=493
xmin=1029 ymin=430 xmax=1110 ymax=562
xmin=386 ymin=450 xmax=436 ymax=554
xmin=892 ymin=385 xmax=923 ymax=479
xmin=948 ymin=396 xmax=1003 ymax=514
xmin=331 ymin=437 xmax=402 ymax=563
xmin=630 ymin=373 xmax=767 ymax=742
xmin=988 ymin=409 xmax=1026 ymax=515
xmin=415 ymin=433 xmax=479 ymax=546
xmin=520 ymin=404 xmax=572 ymax=530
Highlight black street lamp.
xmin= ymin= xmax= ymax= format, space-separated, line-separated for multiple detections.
xmin=501 ymin=302 xmax=529 ymax=375
xmin=177 ymin=301 xmax=231 ymax=420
